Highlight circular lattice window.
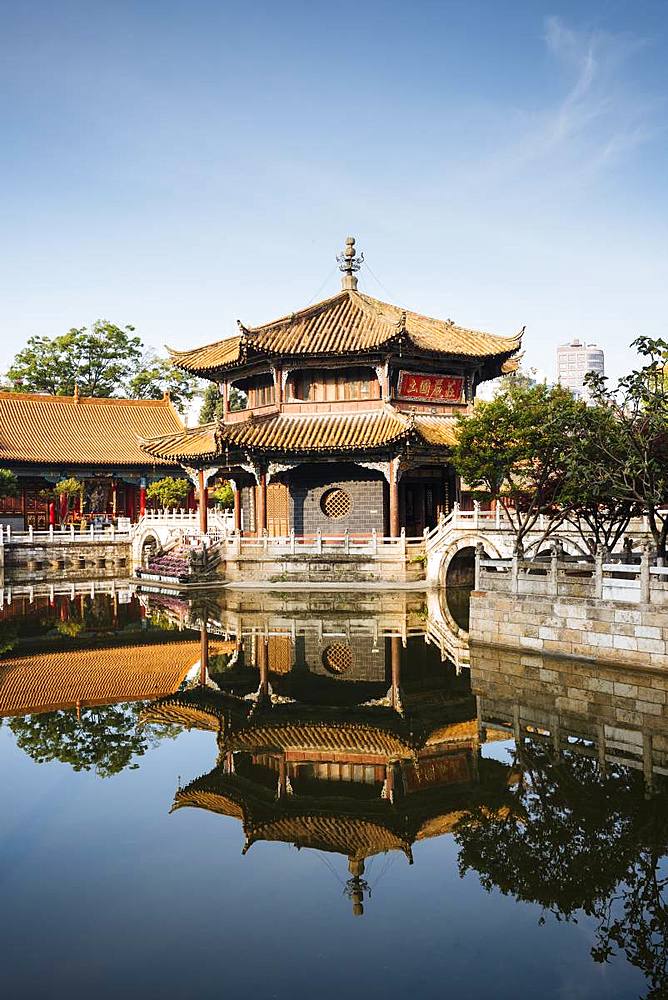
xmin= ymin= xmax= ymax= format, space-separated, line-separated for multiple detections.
xmin=320 ymin=488 xmax=352 ymax=520
xmin=322 ymin=644 xmax=353 ymax=674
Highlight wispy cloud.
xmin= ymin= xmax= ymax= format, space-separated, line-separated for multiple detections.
xmin=463 ymin=16 xmax=663 ymax=196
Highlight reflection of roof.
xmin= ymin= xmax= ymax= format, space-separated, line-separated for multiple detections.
xmin=144 ymin=690 xmax=421 ymax=756
xmin=168 ymin=289 xmax=523 ymax=374
xmin=172 ymin=755 xmax=514 ymax=862
xmin=142 ymin=688 xmax=484 ymax=759
xmin=139 ymin=407 xmax=459 ymax=463
xmin=172 ymin=772 xmax=412 ymax=861
xmin=0 ymin=391 xmax=184 ymax=466
xmin=0 ymin=641 xmax=199 ymax=716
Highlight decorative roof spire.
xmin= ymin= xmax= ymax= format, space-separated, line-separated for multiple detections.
xmin=337 ymin=236 xmax=364 ymax=291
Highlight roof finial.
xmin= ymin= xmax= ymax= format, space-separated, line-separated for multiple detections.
xmin=337 ymin=236 xmax=364 ymax=291
xmin=73 ymin=383 xmax=80 ymax=402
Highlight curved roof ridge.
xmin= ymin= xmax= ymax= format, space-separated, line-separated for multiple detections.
xmin=357 ymin=291 xmax=524 ymax=353
xmin=245 ymin=289 xmax=350 ymax=334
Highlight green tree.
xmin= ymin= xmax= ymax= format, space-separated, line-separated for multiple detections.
xmin=126 ymin=352 xmax=199 ymax=413
xmin=561 ymin=404 xmax=639 ymax=553
xmin=585 ymin=336 xmax=668 ymax=562
xmin=211 ymin=481 xmax=234 ymax=508
xmin=0 ymin=468 xmax=18 ymax=499
xmin=199 ymin=381 xmax=246 ymax=423
xmin=4 ymin=321 xmax=198 ymax=414
xmin=452 ymin=381 xmax=588 ymax=554
xmin=8 ymin=703 xmax=180 ymax=777
xmin=54 ymin=476 xmax=84 ymax=523
xmin=146 ymin=476 xmax=190 ymax=509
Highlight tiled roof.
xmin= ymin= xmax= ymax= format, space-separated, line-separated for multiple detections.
xmin=0 ymin=391 xmax=184 ymax=466
xmin=0 ymin=640 xmax=200 ymax=717
xmin=172 ymin=772 xmax=412 ymax=860
xmin=247 ymin=813 xmax=409 ymax=858
xmin=224 ymin=718 xmax=418 ymax=758
xmin=138 ymin=407 xmax=459 ymax=462
xmin=138 ymin=422 xmax=220 ymax=463
xmin=168 ymin=290 xmax=523 ymax=374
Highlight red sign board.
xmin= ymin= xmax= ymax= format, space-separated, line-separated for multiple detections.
xmin=397 ymin=370 xmax=464 ymax=403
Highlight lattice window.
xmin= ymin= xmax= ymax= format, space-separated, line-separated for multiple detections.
xmin=322 ymin=644 xmax=353 ymax=674
xmin=320 ymin=488 xmax=352 ymax=520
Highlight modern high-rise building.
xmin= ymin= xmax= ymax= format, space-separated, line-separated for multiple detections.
xmin=556 ymin=339 xmax=605 ymax=398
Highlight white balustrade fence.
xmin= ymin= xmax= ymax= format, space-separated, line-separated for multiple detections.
xmin=477 ymin=547 xmax=668 ymax=606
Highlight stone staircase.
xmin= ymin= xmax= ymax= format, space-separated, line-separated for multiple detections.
xmin=136 ymin=540 xmax=222 ymax=585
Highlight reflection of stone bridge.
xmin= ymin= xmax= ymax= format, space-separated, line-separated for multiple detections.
xmin=424 ymin=503 xmax=655 ymax=589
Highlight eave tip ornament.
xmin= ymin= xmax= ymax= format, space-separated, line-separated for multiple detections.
xmin=337 ymin=236 xmax=364 ymax=290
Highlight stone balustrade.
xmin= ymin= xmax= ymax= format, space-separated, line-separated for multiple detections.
xmin=471 ymin=546 xmax=668 ymax=670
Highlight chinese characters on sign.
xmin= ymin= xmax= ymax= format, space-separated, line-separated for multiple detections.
xmin=397 ymin=371 xmax=464 ymax=402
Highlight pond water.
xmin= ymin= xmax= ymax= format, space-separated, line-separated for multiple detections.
xmin=0 ymin=585 xmax=666 ymax=1000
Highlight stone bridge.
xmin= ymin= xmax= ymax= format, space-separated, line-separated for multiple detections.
xmin=424 ymin=503 xmax=654 ymax=590
xmin=131 ymin=509 xmax=233 ymax=569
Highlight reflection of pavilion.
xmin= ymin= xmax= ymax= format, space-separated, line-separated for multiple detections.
xmin=144 ymin=625 xmax=512 ymax=915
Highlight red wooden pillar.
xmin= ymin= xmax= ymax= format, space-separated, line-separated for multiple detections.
xmin=199 ymin=622 xmax=209 ymax=686
xmin=111 ymin=479 xmax=117 ymax=518
xmin=258 ymin=637 xmax=269 ymax=697
xmin=391 ymin=636 xmax=401 ymax=709
xmin=257 ymin=472 xmax=267 ymax=535
xmin=389 ymin=460 xmax=400 ymax=538
xmin=198 ymin=468 xmax=208 ymax=534
xmin=139 ymin=482 xmax=147 ymax=517
xmin=234 ymin=488 xmax=242 ymax=532
xmin=48 ymin=501 xmax=56 ymax=527
xmin=126 ymin=487 xmax=135 ymax=522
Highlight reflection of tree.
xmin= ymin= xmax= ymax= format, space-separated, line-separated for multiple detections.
xmin=0 ymin=620 xmax=18 ymax=655
xmin=8 ymin=703 xmax=180 ymax=777
xmin=455 ymin=741 xmax=668 ymax=998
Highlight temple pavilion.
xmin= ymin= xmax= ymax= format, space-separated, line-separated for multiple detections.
xmin=139 ymin=238 xmax=522 ymax=537
xmin=0 ymin=390 xmax=186 ymax=529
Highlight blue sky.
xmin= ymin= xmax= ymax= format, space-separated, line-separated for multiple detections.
xmin=1 ymin=0 xmax=666 ymax=385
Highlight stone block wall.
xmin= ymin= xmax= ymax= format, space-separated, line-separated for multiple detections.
xmin=470 ymin=642 xmax=668 ymax=777
xmin=470 ymin=590 xmax=668 ymax=670
xmin=3 ymin=540 xmax=132 ymax=583
xmin=289 ymin=464 xmax=386 ymax=536
xmin=239 ymin=465 xmax=387 ymax=536
xmin=220 ymin=550 xmax=424 ymax=585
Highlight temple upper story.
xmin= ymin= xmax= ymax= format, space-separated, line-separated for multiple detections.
xmin=166 ymin=237 xmax=523 ymax=422
xmin=138 ymin=239 xmax=524 ymax=539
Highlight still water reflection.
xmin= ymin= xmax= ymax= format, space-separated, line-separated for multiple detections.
xmin=0 ymin=585 xmax=666 ymax=999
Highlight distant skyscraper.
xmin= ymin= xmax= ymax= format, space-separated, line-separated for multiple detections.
xmin=556 ymin=339 xmax=605 ymax=398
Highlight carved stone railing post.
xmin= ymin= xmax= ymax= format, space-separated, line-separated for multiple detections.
xmin=640 ymin=542 xmax=651 ymax=604
xmin=549 ymin=544 xmax=559 ymax=596
xmin=474 ymin=541 xmax=484 ymax=591
xmin=594 ymin=547 xmax=604 ymax=599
